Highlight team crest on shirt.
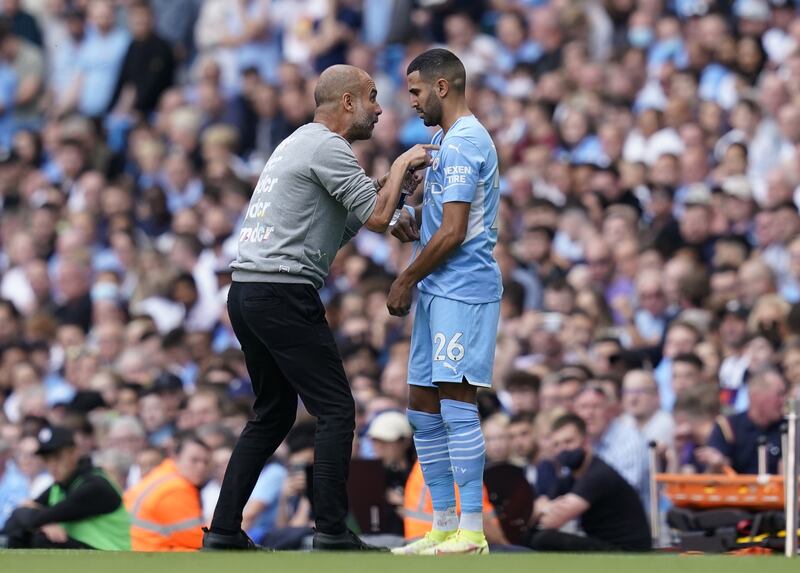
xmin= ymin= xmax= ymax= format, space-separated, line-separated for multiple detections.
xmin=431 ymin=155 xmax=440 ymax=171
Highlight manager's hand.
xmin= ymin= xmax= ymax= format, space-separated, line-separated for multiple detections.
xmin=402 ymin=143 xmax=439 ymax=171
xmin=387 ymin=277 xmax=413 ymax=316
xmin=392 ymin=208 xmax=419 ymax=242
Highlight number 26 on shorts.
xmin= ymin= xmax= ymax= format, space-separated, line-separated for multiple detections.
xmin=433 ymin=332 xmax=465 ymax=362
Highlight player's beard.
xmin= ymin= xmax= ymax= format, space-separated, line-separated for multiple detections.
xmin=420 ymin=91 xmax=442 ymax=127
xmin=347 ymin=100 xmax=377 ymax=141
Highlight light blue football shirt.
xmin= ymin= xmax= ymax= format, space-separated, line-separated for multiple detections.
xmin=417 ymin=114 xmax=502 ymax=304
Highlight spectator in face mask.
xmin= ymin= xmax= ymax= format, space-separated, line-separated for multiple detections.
xmin=527 ymin=414 xmax=651 ymax=552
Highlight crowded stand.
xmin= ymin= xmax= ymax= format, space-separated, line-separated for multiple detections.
xmin=1 ymin=0 xmax=800 ymax=553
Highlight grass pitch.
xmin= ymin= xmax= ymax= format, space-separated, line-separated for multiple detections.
xmin=2 ymin=550 xmax=800 ymax=573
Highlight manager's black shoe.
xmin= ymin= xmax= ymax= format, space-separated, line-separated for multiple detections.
xmin=312 ymin=529 xmax=388 ymax=552
xmin=202 ymin=527 xmax=259 ymax=550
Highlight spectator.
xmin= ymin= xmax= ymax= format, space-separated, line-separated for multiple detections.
xmin=150 ymin=0 xmax=199 ymax=64
xmin=241 ymin=455 xmax=287 ymax=545
xmin=62 ymin=0 xmax=130 ymax=118
xmin=574 ymin=385 xmax=650 ymax=504
xmin=124 ymin=432 xmax=210 ymax=551
xmin=503 ymin=370 xmax=540 ymax=416
xmin=508 ymin=412 xmax=558 ymax=497
xmin=365 ymin=410 xmax=412 ymax=535
xmin=670 ymin=352 xmax=705 ymax=405
xmin=0 ymin=0 xmax=800 ymax=555
xmin=0 ymin=436 xmax=27 ymax=529
xmin=699 ymin=368 xmax=786 ymax=474
xmin=106 ymin=415 xmax=146 ymax=487
xmin=185 ymin=389 xmax=223 ymax=430
xmin=109 ymin=0 xmax=175 ymax=117
xmin=2 ymin=0 xmax=41 ymax=47
xmin=654 ymin=320 xmax=702 ymax=411
xmin=621 ymin=370 xmax=674 ymax=446
xmin=0 ymin=18 xmax=44 ymax=133
xmin=1 ymin=426 xmax=130 ymax=549
xmin=670 ymin=384 xmax=720 ymax=474
xmin=483 ymin=413 xmax=511 ymax=465
xmin=528 ymin=414 xmax=651 ymax=552
xmin=632 ymin=270 xmax=672 ymax=346
xmin=53 ymin=257 xmax=93 ymax=333
xmin=265 ymin=422 xmax=315 ymax=550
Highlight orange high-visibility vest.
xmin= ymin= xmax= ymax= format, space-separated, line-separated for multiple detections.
xmin=123 ymin=459 xmax=204 ymax=551
xmin=402 ymin=461 xmax=495 ymax=539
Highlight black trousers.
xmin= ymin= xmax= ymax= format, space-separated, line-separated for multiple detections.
xmin=528 ymin=529 xmax=618 ymax=552
xmin=2 ymin=509 xmax=94 ymax=549
xmin=211 ymin=282 xmax=356 ymax=535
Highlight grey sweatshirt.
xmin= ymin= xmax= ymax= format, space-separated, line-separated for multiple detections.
xmin=231 ymin=123 xmax=377 ymax=289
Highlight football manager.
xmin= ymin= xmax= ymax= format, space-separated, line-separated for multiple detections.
xmin=203 ymin=64 xmax=435 ymax=551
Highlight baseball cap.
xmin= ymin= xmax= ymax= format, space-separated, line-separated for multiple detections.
xmin=721 ymin=175 xmax=753 ymax=201
xmin=366 ymin=411 xmax=412 ymax=442
xmin=35 ymin=426 xmax=75 ymax=456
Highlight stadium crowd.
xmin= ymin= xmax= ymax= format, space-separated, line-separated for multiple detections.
xmin=1 ymin=0 xmax=800 ymax=551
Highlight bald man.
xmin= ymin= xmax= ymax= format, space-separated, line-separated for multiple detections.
xmin=204 ymin=65 xmax=435 ymax=551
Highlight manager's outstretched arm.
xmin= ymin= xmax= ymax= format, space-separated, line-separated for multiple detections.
xmin=364 ymin=144 xmax=437 ymax=233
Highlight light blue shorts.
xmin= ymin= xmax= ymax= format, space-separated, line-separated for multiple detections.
xmin=407 ymin=292 xmax=500 ymax=388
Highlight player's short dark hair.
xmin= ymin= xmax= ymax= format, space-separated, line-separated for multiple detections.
xmin=406 ymin=48 xmax=466 ymax=93
xmin=551 ymin=413 xmax=587 ymax=437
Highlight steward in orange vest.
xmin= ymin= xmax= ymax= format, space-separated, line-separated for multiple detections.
xmin=124 ymin=433 xmax=211 ymax=551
